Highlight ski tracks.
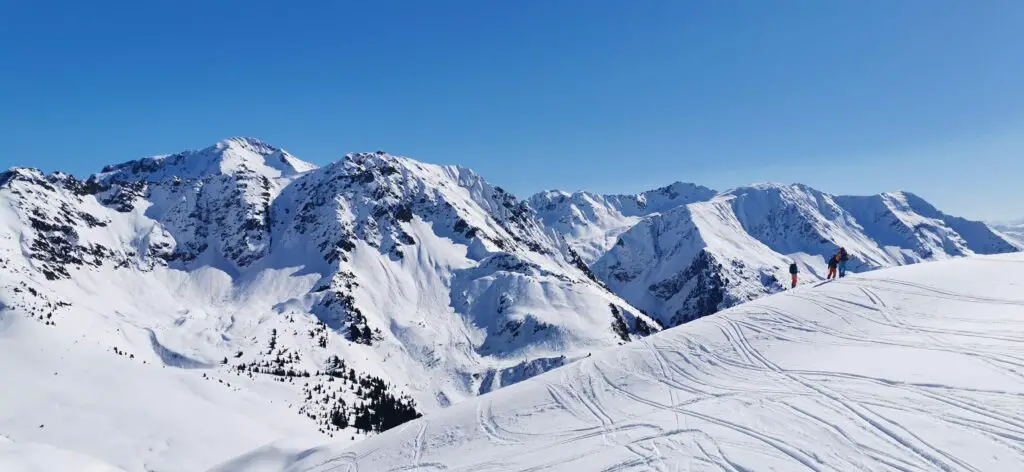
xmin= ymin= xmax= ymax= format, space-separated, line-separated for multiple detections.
xmin=710 ymin=281 xmax=1024 ymax=470
xmin=721 ymin=317 xmax=978 ymax=472
xmin=476 ymin=400 xmax=523 ymax=446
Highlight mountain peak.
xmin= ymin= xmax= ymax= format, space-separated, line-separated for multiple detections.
xmin=215 ymin=136 xmax=278 ymax=152
xmin=726 ymin=182 xmax=795 ymax=192
xmin=631 ymin=181 xmax=716 ymax=210
xmin=336 ymin=151 xmax=496 ymax=200
xmin=342 ymin=150 xmax=408 ymax=168
xmin=95 ymin=138 xmax=317 ymax=182
xmin=0 ymin=167 xmax=50 ymax=190
xmin=645 ymin=180 xmax=713 ymax=195
xmin=342 ymin=150 xmax=472 ymax=172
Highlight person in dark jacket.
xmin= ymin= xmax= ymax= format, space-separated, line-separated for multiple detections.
xmin=827 ymin=254 xmax=839 ymax=280
xmin=789 ymin=262 xmax=799 ymax=288
xmin=837 ymin=247 xmax=850 ymax=278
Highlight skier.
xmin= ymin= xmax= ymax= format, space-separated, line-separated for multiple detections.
xmin=837 ymin=247 xmax=850 ymax=278
xmin=789 ymin=261 xmax=799 ymax=288
xmin=827 ymin=254 xmax=839 ymax=280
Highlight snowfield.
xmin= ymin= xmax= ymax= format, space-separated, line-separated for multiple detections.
xmin=0 ymin=436 xmax=128 ymax=472
xmin=214 ymin=253 xmax=1024 ymax=472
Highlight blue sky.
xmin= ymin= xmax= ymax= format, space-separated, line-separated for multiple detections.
xmin=1 ymin=1 xmax=1022 ymax=221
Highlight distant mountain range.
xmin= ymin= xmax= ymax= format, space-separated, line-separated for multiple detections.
xmin=993 ymin=221 xmax=1024 ymax=247
xmin=534 ymin=181 xmax=1018 ymax=327
xmin=0 ymin=137 xmax=1018 ymax=471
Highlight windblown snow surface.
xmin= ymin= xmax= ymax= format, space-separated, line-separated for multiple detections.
xmin=214 ymin=253 xmax=1024 ymax=471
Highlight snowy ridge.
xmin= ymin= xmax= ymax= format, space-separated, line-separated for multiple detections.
xmin=541 ymin=181 xmax=1016 ymax=329
xmin=836 ymin=191 xmax=1017 ymax=260
xmin=215 ymin=253 xmax=1024 ymax=472
xmin=593 ymin=197 xmax=787 ymax=327
xmin=725 ymin=183 xmax=894 ymax=270
xmin=529 ymin=182 xmax=716 ymax=263
xmin=95 ymin=137 xmax=317 ymax=182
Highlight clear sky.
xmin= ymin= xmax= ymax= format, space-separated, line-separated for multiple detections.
xmin=1 ymin=1 xmax=1022 ymax=221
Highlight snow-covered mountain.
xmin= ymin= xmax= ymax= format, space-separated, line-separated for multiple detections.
xmin=994 ymin=221 xmax=1024 ymax=248
xmin=0 ymin=138 xmax=655 ymax=472
xmin=836 ymin=191 xmax=1019 ymax=260
xmin=592 ymin=197 xmax=790 ymax=327
xmin=96 ymin=137 xmax=317 ymax=181
xmin=1 ymin=138 xmax=1018 ymax=471
xmin=529 ymin=182 xmax=716 ymax=263
xmin=212 ymin=252 xmax=1024 ymax=472
xmin=539 ymin=182 xmax=1017 ymax=328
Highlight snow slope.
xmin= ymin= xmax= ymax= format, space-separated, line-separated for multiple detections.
xmin=0 ymin=279 xmax=328 ymax=472
xmin=219 ymin=253 xmax=1024 ymax=471
xmin=0 ymin=436 xmax=128 ymax=472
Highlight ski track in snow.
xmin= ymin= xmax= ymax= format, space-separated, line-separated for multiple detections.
xmin=227 ymin=254 xmax=1024 ymax=472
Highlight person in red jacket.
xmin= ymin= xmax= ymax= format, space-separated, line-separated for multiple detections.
xmin=789 ymin=262 xmax=799 ymax=288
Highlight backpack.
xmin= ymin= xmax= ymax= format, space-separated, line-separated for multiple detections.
xmin=789 ymin=263 xmax=798 ymax=274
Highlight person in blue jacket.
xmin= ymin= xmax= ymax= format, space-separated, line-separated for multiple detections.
xmin=837 ymin=247 xmax=850 ymax=278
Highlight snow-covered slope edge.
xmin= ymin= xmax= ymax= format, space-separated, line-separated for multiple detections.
xmin=217 ymin=253 xmax=1024 ymax=471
